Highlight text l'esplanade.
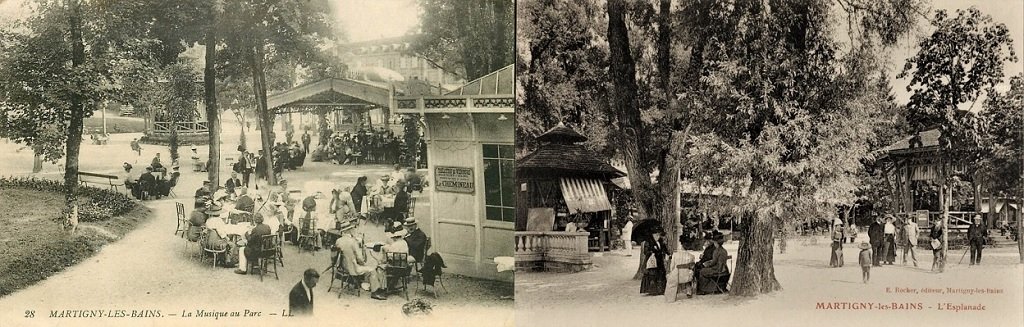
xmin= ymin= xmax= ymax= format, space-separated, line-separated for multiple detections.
xmin=49 ymin=309 xmax=162 ymax=318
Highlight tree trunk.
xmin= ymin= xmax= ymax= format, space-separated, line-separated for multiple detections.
xmin=32 ymin=150 xmax=43 ymax=173
xmin=732 ymin=213 xmax=782 ymax=296
xmin=204 ymin=15 xmax=221 ymax=188
xmin=250 ymin=42 xmax=276 ymax=186
xmin=63 ymin=0 xmax=86 ymax=230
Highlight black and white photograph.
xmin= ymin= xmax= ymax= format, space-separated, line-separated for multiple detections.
xmin=0 ymin=0 xmax=514 ymax=326
xmin=515 ymin=0 xmax=1023 ymax=326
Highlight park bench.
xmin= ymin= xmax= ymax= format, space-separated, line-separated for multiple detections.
xmin=78 ymin=171 xmax=121 ymax=192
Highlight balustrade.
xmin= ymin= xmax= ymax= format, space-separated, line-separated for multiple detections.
xmin=515 ymin=231 xmax=592 ymax=271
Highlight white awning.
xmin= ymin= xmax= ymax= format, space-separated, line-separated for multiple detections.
xmin=980 ymin=200 xmax=1006 ymax=214
xmin=560 ymin=178 xmax=612 ymax=213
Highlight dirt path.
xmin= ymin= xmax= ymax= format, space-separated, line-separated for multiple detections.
xmin=517 ymin=240 xmax=1024 ymax=327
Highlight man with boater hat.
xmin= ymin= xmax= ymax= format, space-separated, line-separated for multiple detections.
xmin=404 ymin=217 xmax=428 ymax=264
xmin=334 ymin=220 xmax=387 ymax=300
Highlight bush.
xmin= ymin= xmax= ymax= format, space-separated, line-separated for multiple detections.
xmin=0 ymin=176 xmax=137 ymax=222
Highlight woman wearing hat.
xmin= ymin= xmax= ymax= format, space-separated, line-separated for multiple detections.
xmin=830 ymin=221 xmax=845 ymax=267
xmin=639 ymin=230 xmax=668 ymax=296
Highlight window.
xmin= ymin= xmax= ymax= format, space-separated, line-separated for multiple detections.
xmin=483 ymin=144 xmax=514 ymax=222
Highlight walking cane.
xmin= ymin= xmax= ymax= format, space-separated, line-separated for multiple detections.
xmin=957 ymin=242 xmax=970 ymax=264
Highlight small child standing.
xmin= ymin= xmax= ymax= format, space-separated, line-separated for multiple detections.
xmin=858 ymin=242 xmax=873 ymax=283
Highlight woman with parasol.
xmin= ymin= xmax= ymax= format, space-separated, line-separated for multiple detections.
xmin=639 ymin=228 xmax=668 ymax=296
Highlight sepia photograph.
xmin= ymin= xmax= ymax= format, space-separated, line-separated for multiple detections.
xmin=515 ymin=0 xmax=1023 ymax=326
xmin=0 ymin=0 xmax=514 ymax=326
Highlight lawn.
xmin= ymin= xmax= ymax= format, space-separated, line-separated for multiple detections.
xmin=0 ymin=188 xmax=151 ymax=297
xmin=83 ymin=115 xmax=146 ymax=134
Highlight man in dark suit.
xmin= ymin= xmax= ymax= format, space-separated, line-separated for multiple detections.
xmin=236 ymin=214 xmax=273 ymax=275
xmin=868 ymin=216 xmax=884 ymax=267
xmin=225 ymin=172 xmax=242 ymax=197
xmin=404 ymin=217 xmax=428 ymax=263
xmin=234 ymin=187 xmax=255 ymax=213
xmin=967 ymin=215 xmax=987 ymax=265
xmin=288 ymin=269 xmax=319 ymax=316
xmin=138 ymin=167 xmax=157 ymax=199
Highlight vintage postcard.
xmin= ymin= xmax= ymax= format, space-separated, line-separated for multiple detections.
xmin=515 ymin=0 xmax=1023 ymax=326
xmin=0 ymin=0 xmax=514 ymax=326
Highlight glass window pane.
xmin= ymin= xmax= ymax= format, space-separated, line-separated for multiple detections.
xmin=498 ymin=144 xmax=514 ymax=159
xmin=503 ymin=208 xmax=516 ymax=222
xmin=500 ymin=159 xmax=514 ymax=207
xmin=486 ymin=206 xmax=502 ymax=221
xmin=483 ymin=158 xmax=501 ymax=206
xmin=482 ymin=144 xmax=498 ymax=158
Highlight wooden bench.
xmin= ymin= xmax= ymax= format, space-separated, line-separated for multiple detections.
xmin=78 ymin=171 xmax=121 ymax=192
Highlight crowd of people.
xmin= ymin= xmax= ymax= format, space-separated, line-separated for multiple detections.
xmin=182 ymin=163 xmax=437 ymax=304
xmin=310 ymin=128 xmax=425 ymax=167
xmin=122 ymin=152 xmax=180 ymax=200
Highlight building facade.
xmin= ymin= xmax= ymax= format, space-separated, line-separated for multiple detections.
xmin=391 ymin=65 xmax=514 ymax=281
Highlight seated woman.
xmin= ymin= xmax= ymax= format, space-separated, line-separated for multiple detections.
xmin=664 ymin=239 xmax=696 ymax=302
xmin=121 ymin=163 xmax=140 ymax=198
xmin=696 ymin=234 xmax=730 ymax=295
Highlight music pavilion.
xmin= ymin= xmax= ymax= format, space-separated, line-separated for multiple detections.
xmin=391 ymin=65 xmax=515 ymax=281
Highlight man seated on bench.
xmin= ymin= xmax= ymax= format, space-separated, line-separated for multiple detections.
xmin=138 ymin=166 xmax=157 ymax=200
xmin=696 ymin=234 xmax=730 ymax=295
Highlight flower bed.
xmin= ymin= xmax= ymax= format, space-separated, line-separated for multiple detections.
xmin=0 ymin=177 xmax=137 ymax=222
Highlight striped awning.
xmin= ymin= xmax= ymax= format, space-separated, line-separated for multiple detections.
xmin=560 ymin=178 xmax=612 ymax=213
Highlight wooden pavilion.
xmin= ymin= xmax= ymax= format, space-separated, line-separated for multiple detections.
xmin=515 ymin=123 xmax=624 ymax=271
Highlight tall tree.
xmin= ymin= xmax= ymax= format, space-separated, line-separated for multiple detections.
xmin=204 ymin=0 xmax=221 ymax=187
xmin=414 ymin=0 xmax=515 ymax=80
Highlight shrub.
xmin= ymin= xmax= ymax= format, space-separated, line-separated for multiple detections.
xmin=0 ymin=176 xmax=137 ymax=222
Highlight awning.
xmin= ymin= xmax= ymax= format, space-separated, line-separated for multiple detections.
xmin=980 ymin=200 xmax=1005 ymax=214
xmin=560 ymin=178 xmax=612 ymax=213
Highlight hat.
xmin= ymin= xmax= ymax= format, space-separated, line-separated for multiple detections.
xmin=381 ymin=174 xmax=391 ymax=180
xmin=206 ymin=205 xmax=224 ymax=216
xmin=337 ymin=220 xmax=356 ymax=232
xmin=858 ymin=242 xmax=871 ymax=250
xmin=973 ymin=215 xmax=982 ymax=222
xmin=403 ymin=217 xmax=418 ymax=226
xmin=390 ymin=229 xmax=408 ymax=238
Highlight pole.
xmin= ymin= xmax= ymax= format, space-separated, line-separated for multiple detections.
xmin=101 ymin=102 xmax=107 ymax=135
xmin=942 ymin=177 xmax=949 ymax=273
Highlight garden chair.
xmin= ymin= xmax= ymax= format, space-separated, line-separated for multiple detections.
xmin=175 ymin=202 xmax=186 ymax=237
xmin=384 ymin=252 xmax=411 ymax=300
xmin=327 ymin=252 xmax=362 ymax=298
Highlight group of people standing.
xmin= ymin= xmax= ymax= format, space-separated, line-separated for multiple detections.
xmin=833 ymin=213 xmax=990 ymax=280
xmin=312 ymin=128 xmax=413 ymax=166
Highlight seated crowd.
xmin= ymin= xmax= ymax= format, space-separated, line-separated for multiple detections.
xmin=184 ymin=167 xmax=440 ymax=301
xmin=122 ymin=153 xmax=180 ymax=200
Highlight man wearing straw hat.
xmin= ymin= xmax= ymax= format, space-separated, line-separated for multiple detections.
xmin=404 ymin=217 xmax=428 ymax=264
xmin=334 ymin=220 xmax=387 ymax=300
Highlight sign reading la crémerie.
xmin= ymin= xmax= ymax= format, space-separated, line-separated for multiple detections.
xmin=435 ymin=166 xmax=474 ymax=194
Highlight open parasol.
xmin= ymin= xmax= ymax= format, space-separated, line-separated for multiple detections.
xmin=632 ymin=219 xmax=664 ymax=243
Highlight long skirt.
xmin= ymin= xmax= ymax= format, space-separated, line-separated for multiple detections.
xmin=640 ymin=268 xmax=666 ymax=295
xmin=830 ymin=241 xmax=844 ymax=267
xmin=884 ymin=235 xmax=897 ymax=263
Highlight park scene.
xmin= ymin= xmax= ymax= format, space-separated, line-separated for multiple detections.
xmin=515 ymin=0 xmax=1023 ymax=326
xmin=0 ymin=0 xmax=513 ymax=326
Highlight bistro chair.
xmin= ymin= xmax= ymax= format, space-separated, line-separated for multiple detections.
xmin=328 ymin=252 xmax=361 ymax=298
xmin=250 ymin=234 xmax=280 ymax=282
xmin=175 ymin=202 xmax=186 ymax=237
xmin=384 ymin=252 xmax=411 ymax=300
xmin=201 ymin=230 xmax=227 ymax=267
xmin=275 ymin=228 xmax=286 ymax=267
xmin=296 ymin=217 xmax=317 ymax=253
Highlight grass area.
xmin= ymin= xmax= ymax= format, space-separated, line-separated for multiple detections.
xmin=83 ymin=115 xmax=146 ymax=134
xmin=0 ymin=188 xmax=151 ymax=297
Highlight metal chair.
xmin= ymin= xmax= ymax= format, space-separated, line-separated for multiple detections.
xmin=175 ymin=202 xmax=186 ymax=237
xmin=183 ymin=222 xmax=201 ymax=260
xmin=327 ymin=252 xmax=362 ymax=298
xmin=384 ymin=252 xmax=411 ymax=300
xmin=201 ymin=230 xmax=228 ymax=267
